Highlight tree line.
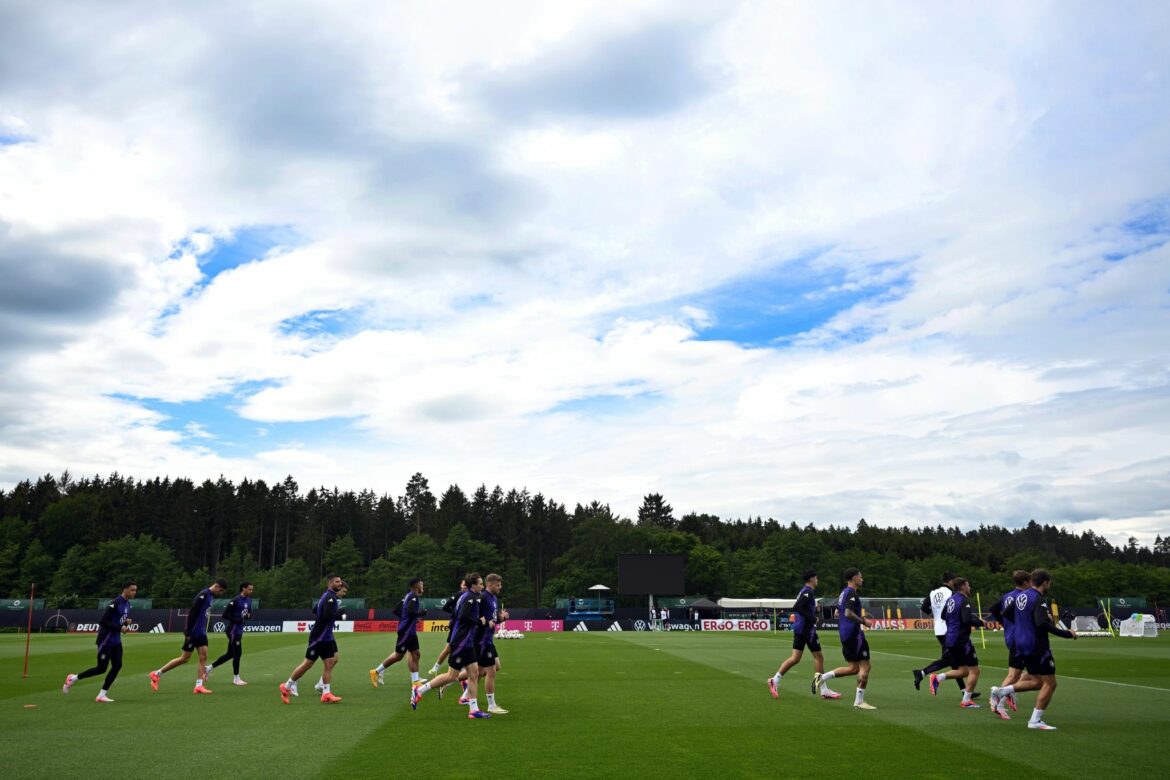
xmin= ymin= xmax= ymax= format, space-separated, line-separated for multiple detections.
xmin=2 ymin=472 xmax=1168 ymax=609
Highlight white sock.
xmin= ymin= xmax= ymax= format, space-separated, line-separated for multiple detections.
xmin=411 ymin=672 xmax=419 ymax=683
xmin=233 ymin=675 xmax=241 ymax=682
xmin=820 ymin=683 xmax=832 ymax=693
xmin=196 ymin=678 xmax=203 ymax=687
xmin=1030 ymin=707 xmax=1044 ymax=724
xmin=487 ymin=693 xmax=496 ymax=707
xmin=285 ymin=678 xmax=295 ymax=688
xmin=375 ymin=664 xmax=385 ymax=674
xmin=322 ymin=684 xmax=330 ymax=694
xmin=1000 ymin=684 xmax=1015 ymax=697
xmin=821 ymin=671 xmax=836 ymax=681
xmin=854 ymin=687 xmax=865 ymax=705
xmin=418 ymin=682 xmax=431 ymax=695
xmin=468 ymin=697 xmax=479 ymax=712
xmin=98 ymin=689 xmax=108 ymax=697
xmin=772 ymin=672 xmax=782 ymax=685
xmin=962 ymin=690 xmax=972 ymax=703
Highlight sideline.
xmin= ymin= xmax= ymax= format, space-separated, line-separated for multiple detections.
xmin=873 ymin=649 xmax=1170 ymax=693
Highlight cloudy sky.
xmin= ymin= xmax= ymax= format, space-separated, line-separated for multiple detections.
xmin=2 ymin=1 xmax=1168 ymax=545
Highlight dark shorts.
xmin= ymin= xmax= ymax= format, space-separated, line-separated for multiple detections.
xmin=479 ymin=642 xmax=498 ymax=665
xmin=1022 ymin=650 xmax=1055 ymax=676
xmin=306 ymin=639 xmax=338 ymax=661
xmin=944 ymin=642 xmax=978 ymax=668
xmin=935 ymin=634 xmax=947 ymax=649
xmin=1008 ymin=652 xmax=1026 ymax=671
xmin=793 ymin=632 xmax=821 ymax=652
xmin=182 ymin=634 xmax=209 ymax=652
xmin=841 ymin=634 xmax=870 ymax=663
xmin=448 ymin=645 xmax=479 ymax=671
xmin=395 ymin=634 xmax=420 ymax=655
xmin=97 ymin=643 xmax=123 ymax=667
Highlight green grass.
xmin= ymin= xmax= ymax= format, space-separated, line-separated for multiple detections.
xmin=3 ymin=631 xmax=1169 ymax=779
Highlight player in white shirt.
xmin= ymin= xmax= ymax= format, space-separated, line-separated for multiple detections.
xmin=913 ymin=572 xmax=972 ymax=695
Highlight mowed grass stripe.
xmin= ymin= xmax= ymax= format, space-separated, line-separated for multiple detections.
xmin=4 ymin=633 xmax=1170 ymax=779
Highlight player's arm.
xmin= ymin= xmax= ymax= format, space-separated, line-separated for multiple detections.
xmin=843 ymin=598 xmax=870 ymax=627
xmin=1034 ymin=599 xmax=1075 ymax=639
xmin=988 ymin=597 xmax=1004 ymax=623
xmin=309 ymin=597 xmax=337 ymax=640
xmin=960 ymin=600 xmax=984 ymax=628
xmin=920 ymin=595 xmax=931 ymax=616
xmin=185 ymin=592 xmax=205 ymax=635
xmin=99 ymin=601 xmax=121 ymax=634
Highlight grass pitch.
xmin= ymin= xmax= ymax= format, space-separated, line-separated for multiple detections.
xmin=2 ymin=630 xmax=1168 ymax=779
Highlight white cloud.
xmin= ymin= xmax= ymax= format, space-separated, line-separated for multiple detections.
xmin=1 ymin=1 xmax=1168 ymax=548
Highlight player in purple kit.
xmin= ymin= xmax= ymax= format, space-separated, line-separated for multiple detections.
xmin=988 ymin=569 xmax=1077 ymax=730
xmin=207 ymin=582 xmax=254 ymax=686
xmin=280 ymin=575 xmax=346 ymax=704
xmin=767 ymin=570 xmax=840 ymax=699
xmin=987 ymin=569 xmax=1032 ymax=719
xmin=150 ymin=578 xmax=227 ymax=694
xmin=929 ymin=577 xmax=985 ymax=708
xmin=426 ymin=579 xmax=467 ymax=676
xmin=370 ymin=577 xmax=428 ymax=689
xmin=63 ymin=581 xmax=137 ymax=703
xmin=411 ymin=572 xmax=491 ymax=719
xmin=475 ymin=573 xmax=509 ymax=714
xmin=814 ymin=568 xmax=875 ymax=710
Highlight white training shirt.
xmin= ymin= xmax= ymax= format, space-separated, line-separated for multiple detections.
xmin=928 ymin=585 xmax=952 ymax=635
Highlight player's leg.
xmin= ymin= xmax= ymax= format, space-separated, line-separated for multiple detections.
xmin=96 ymin=645 xmax=123 ymax=701
xmin=408 ymin=649 xmax=422 ymax=686
xmin=429 ymin=643 xmax=451 ymax=675
xmin=156 ymin=648 xmax=192 ymax=675
xmin=778 ymin=648 xmax=803 ymax=676
xmin=68 ymin=647 xmax=110 ymax=692
xmin=853 ymin=659 xmax=875 ymax=709
xmin=1027 ymin=674 xmax=1057 ymax=729
xmin=194 ymin=644 xmax=211 ymax=691
xmin=231 ymin=637 xmax=244 ymax=681
xmin=464 ymin=661 xmax=484 ymax=714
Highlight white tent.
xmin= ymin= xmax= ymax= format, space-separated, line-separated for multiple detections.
xmin=717 ymin=597 xmax=797 ymax=610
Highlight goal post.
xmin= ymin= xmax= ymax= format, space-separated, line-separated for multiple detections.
xmin=1119 ymin=613 xmax=1158 ymax=638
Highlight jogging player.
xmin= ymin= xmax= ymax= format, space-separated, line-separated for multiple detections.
xmin=427 ymin=579 xmax=467 ymax=675
xmin=930 ymin=577 xmax=984 ymax=708
xmin=814 ymin=568 xmax=875 ymax=710
xmin=150 ymin=579 xmax=227 ymax=694
xmin=207 ymin=582 xmax=254 ymax=686
xmin=476 ymin=573 xmax=509 ymax=714
xmin=767 ymin=570 xmax=840 ymax=699
xmin=989 ymin=569 xmax=1077 ymax=730
xmin=280 ymin=575 xmax=345 ymax=704
xmin=987 ymin=569 xmax=1032 ymax=719
xmin=913 ymin=572 xmax=968 ymax=695
xmin=63 ymin=581 xmax=137 ymax=702
xmin=371 ymin=577 xmax=428 ymax=689
xmin=411 ymin=572 xmax=491 ymax=719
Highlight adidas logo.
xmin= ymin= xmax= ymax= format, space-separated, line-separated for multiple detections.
xmin=150 ymin=624 xmax=165 ymax=634
xmin=572 ymin=622 xmax=589 ymax=632
xmin=606 ymin=622 xmax=623 ymax=632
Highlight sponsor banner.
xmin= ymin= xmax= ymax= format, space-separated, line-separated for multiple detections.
xmin=423 ymin=620 xmax=451 ymax=633
xmin=208 ymin=620 xmax=286 ymax=633
xmin=354 ymin=620 xmax=398 ymax=633
xmin=71 ymin=622 xmax=142 ymax=633
xmin=702 ymin=619 xmax=772 ymax=632
xmin=499 ymin=619 xmax=563 ymax=633
xmin=281 ymin=620 xmax=354 ymax=633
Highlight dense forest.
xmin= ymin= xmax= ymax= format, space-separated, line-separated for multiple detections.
xmin=2 ymin=472 xmax=1168 ymax=609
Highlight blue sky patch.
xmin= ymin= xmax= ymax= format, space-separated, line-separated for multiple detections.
xmin=674 ymin=254 xmax=909 ymax=347
xmin=279 ymin=308 xmax=363 ymax=340
xmin=112 ymin=388 xmax=362 ymax=457
xmin=170 ymin=225 xmax=300 ymax=282
xmin=549 ymin=387 xmax=664 ymax=417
